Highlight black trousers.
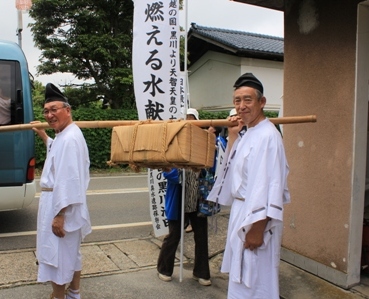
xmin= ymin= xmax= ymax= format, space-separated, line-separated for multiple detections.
xmin=157 ymin=212 xmax=210 ymax=279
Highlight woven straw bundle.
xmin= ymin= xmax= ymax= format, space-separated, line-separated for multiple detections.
xmin=109 ymin=121 xmax=215 ymax=170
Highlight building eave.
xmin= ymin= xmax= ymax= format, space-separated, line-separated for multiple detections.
xmin=230 ymin=0 xmax=285 ymax=11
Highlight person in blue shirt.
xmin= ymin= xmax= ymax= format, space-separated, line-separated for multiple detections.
xmin=157 ymin=108 xmax=211 ymax=286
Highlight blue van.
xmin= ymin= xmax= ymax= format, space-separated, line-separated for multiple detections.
xmin=0 ymin=40 xmax=36 ymax=211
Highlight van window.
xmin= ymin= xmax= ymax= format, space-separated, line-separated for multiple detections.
xmin=0 ymin=61 xmax=23 ymax=125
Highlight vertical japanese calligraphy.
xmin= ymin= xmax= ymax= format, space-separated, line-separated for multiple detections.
xmin=132 ymin=0 xmax=181 ymax=236
xmin=179 ymin=72 xmax=189 ymax=119
xmin=133 ymin=0 xmax=180 ymax=120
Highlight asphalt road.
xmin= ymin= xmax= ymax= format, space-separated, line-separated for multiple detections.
xmin=0 ymin=174 xmax=153 ymax=251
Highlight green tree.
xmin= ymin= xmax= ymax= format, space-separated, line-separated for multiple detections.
xmin=29 ymin=0 xmax=134 ymax=109
xmin=31 ymin=80 xmax=45 ymax=108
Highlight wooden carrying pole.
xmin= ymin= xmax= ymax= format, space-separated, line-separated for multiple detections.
xmin=0 ymin=115 xmax=317 ymax=133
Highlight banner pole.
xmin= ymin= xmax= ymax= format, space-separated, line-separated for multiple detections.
xmin=179 ymin=0 xmax=189 ymax=283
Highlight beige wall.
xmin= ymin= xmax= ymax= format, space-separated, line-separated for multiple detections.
xmin=188 ymin=51 xmax=283 ymax=112
xmin=188 ymin=52 xmax=240 ymax=111
xmin=282 ymin=0 xmax=367 ymax=288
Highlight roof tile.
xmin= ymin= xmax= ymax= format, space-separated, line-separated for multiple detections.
xmin=189 ymin=23 xmax=284 ymax=55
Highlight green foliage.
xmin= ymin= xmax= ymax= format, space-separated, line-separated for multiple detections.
xmin=63 ymin=85 xmax=104 ymax=108
xmin=29 ymin=0 xmax=135 ymax=109
xmin=76 ymin=108 xmax=138 ymax=168
xmin=31 ymin=80 xmax=109 ymax=109
xmin=199 ymin=110 xmax=229 ymax=120
xmin=199 ymin=110 xmax=277 ymax=120
xmin=264 ymin=111 xmax=278 ymax=118
xmin=31 ymin=80 xmax=46 ymax=108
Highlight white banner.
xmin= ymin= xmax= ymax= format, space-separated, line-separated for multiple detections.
xmin=132 ymin=0 xmax=181 ymax=236
xmin=133 ymin=0 xmax=180 ymax=120
xmin=147 ymin=168 xmax=167 ymax=235
xmin=179 ymin=71 xmax=189 ymax=118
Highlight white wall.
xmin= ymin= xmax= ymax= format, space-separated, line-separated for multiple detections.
xmin=188 ymin=51 xmax=283 ymax=112
xmin=240 ymin=57 xmax=284 ymax=111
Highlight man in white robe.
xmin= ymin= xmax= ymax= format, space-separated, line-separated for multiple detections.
xmin=207 ymin=73 xmax=290 ymax=299
xmin=33 ymin=83 xmax=91 ymax=299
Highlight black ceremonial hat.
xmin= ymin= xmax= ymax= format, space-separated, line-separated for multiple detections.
xmin=233 ymin=73 xmax=264 ymax=94
xmin=44 ymin=83 xmax=68 ymax=104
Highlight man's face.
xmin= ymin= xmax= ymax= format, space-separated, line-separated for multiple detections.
xmin=43 ymin=101 xmax=71 ymax=132
xmin=233 ymin=86 xmax=265 ymax=127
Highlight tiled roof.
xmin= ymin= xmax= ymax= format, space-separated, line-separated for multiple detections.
xmin=232 ymin=0 xmax=284 ymax=11
xmin=187 ymin=23 xmax=284 ymax=64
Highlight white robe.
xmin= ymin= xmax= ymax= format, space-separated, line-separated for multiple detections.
xmin=37 ymin=123 xmax=91 ymax=285
xmin=208 ymin=119 xmax=290 ymax=299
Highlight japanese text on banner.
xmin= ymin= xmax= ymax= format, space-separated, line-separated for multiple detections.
xmin=132 ymin=0 xmax=180 ymax=120
xmin=132 ymin=0 xmax=181 ymax=237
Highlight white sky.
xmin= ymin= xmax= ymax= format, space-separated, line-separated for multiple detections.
xmin=0 ymin=0 xmax=283 ymax=86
